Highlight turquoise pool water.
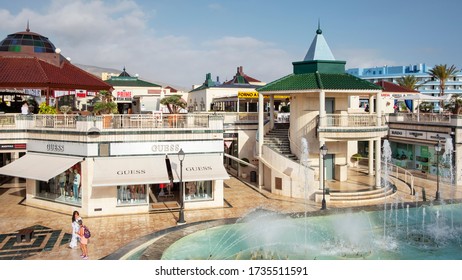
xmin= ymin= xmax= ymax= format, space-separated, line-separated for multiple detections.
xmin=161 ymin=204 xmax=462 ymax=260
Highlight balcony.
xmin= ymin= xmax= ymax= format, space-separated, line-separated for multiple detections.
xmin=0 ymin=113 xmax=224 ymax=143
xmin=318 ymin=113 xmax=388 ymax=140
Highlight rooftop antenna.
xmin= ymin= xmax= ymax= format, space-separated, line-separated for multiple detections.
xmin=316 ymin=18 xmax=322 ymax=34
xmin=26 ymin=20 xmax=30 ymax=32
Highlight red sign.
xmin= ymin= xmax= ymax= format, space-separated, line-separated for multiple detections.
xmin=117 ymin=91 xmax=132 ymax=98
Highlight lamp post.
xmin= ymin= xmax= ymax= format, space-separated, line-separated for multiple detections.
xmin=177 ymin=148 xmax=186 ymax=224
xmin=434 ymin=141 xmax=442 ymax=201
xmin=320 ymin=144 xmax=328 ymax=210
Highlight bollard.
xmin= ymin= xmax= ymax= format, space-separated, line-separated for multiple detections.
xmin=422 ymin=188 xmax=426 ymax=201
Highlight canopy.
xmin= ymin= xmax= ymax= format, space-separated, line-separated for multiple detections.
xmin=0 ymin=153 xmax=82 ymax=181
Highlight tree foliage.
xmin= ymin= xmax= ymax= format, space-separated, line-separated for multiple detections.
xmin=160 ymin=95 xmax=187 ymax=114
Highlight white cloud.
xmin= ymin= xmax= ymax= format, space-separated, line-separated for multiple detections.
xmin=0 ymin=0 xmax=293 ymax=87
xmin=336 ymin=48 xmax=397 ymax=69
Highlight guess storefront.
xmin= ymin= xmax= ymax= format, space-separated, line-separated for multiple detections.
xmin=0 ymin=139 xmax=229 ymax=216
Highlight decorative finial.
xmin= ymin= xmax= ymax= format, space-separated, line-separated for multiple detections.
xmin=123 ymin=66 xmax=126 ymax=72
xmin=26 ymin=20 xmax=30 ymax=32
xmin=316 ymin=18 xmax=322 ymax=34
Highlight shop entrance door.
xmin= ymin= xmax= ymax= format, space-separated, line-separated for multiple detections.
xmin=149 ymin=183 xmax=180 ymax=211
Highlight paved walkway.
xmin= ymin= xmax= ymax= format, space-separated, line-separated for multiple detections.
xmin=0 ymin=171 xmax=460 ymax=260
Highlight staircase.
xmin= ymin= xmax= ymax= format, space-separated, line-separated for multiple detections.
xmin=264 ymin=123 xmax=298 ymax=161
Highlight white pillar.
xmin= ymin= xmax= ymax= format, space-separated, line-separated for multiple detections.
xmin=319 ymin=91 xmax=326 ymax=126
xmin=269 ymin=95 xmax=275 ymax=130
xmin=369 ymin=95 xmax=374 ymax=115
xmin=375 ymin=138 xmax=381 ymax=188
xmin=368 ymin=140 xmax=374 ymax=175
xmin=376 ymin=91 xmax=382 ymax=126
xmin=258 ymin=92 xmax=265 ymax=189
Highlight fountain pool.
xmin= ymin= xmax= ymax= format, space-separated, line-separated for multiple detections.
xmin=156 ymin=204 xmax=462 ymax=260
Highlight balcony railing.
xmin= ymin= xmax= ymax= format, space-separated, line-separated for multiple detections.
xmin=0 ymin=113 xmax=222 ymax=131
xmin=323 ymin=114 xmax=379 ymax=127
xmin=390 ymin=112 xmax=453 ymax=124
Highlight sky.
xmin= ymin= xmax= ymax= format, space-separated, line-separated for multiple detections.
xmin=1 ymin=0 xmax=461 ymax=89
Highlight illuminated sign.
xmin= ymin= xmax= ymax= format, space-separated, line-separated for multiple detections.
xmin=238 ymin=91 xmax=290 ymax=99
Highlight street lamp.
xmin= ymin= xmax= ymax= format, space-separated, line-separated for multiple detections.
xmin=434 ymin=141 xmax=442 ymax=201
xmin=320 ymin=144 xmax=328 ymax=210
xmin=177 ymin=148 xmax=186 ymax=224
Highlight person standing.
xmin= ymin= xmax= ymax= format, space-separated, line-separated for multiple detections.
xmin=77 ymin=219 xmax=89 ymax=259
xmin=69 ymin=210 xmax=81 ymax=249
xmin=21 ymin=102 xmax=29 ymax=114
xmin=73 ymin=169 xmax=80 ymax=200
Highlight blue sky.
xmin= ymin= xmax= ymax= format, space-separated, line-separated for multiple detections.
xmin=1 ymin=0 xmax=461 ymax=88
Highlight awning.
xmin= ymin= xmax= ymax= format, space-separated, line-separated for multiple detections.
xmin=169 ymin=153 xmax=230 ymax=182
xmin=92 ymin=156 xmax=169 ymax=187
xmin=92 ymin=154 xmax=229 ymax=187
xmin=0 ymin=153 xmax=82 ymax=181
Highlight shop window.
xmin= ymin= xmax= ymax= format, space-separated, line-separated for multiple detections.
xmin=35 ymin=164 xmax=81 ymax=206
xmin=117 ymin=185 xmax=147 ymax=205
xmin=185 ymin=181 xmax=213 ymax=201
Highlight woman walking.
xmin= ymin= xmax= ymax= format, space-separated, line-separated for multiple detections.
xmin=77 ymin=219 xmax=89 ymax=259
xmin=69 ymin=210 xmax=81 ymax=249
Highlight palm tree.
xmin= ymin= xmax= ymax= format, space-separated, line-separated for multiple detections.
xmin=444 ymin=94 xmax=462 ymax=114
xmin=93 ymin=90 xmax=118 ymax=114
xmin=428 ymin=64 xmax=459 ymax=98
xmin=160 ymin=95 xmax=187 ymax=114
xmin=396 ymin=75 xmax=420 ymax=90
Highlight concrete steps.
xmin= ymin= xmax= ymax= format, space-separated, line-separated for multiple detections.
xmin=264 ymin=123 xmax=298 ymax=161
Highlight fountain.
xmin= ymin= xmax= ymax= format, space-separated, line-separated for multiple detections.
xmin=119 ymin=139 xmax=461 ymax=260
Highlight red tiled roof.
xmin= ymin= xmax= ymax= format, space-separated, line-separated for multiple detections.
xmin=375 ymin=81 xmax=418 ymax=93
xmin=0 ymin=57 xmax=112 ymax=91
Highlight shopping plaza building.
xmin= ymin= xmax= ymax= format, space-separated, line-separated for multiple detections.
xmin=2 ymin=25 xmax=462 ymax=217
xmin=0 ymin=27 xmax=228 ymax=217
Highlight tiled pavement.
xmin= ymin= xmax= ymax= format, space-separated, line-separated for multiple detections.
xmin=0 ymin=171 xmax=460 ymax=260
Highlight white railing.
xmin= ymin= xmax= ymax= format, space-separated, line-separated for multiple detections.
xmin=324 ymin=114 xmax=378 ymax=127
xmin=0 ymin=113 xmax=220 ymax=131
xmin=392 ymin=112 xmax=452 ymax=124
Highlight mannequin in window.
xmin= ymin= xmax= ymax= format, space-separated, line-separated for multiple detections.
xmin=72 ymin=169 xmax=81 ymax=200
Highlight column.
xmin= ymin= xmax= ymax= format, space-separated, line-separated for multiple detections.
xmin=319 ymin=91 xmax=326 ymax=126
xmin=368 ymin=140 xmax=374 ymax=175
xmin=375 ymin=138 xmax=381 ymax=188
xmin=376 ymin=91 xmax=382 ymax=126
xmin=368 ymin=95 xmax=374 ymax=115
xmin=269 ymin=95 xmax=275 ymax=130
xmin=258 ymin=92 xmax=265 ymax=190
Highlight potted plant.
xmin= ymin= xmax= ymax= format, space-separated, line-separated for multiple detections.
xmin=351 ymin=153 xmax=362 ymax=167
xmin=92 ymin=90 xmax=118 ymax=128
xmin=160 ymin=95 xmax=187 ymax=127
xmin=240 ymin=158 xmax=250 ymax=179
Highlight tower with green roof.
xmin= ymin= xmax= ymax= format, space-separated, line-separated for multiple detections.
xmin=255 ymin=24 xmax=388 ymax=202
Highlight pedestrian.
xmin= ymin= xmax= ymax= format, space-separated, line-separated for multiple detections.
xmin=69 ymin=210 xmax=81 ymax=249
xmin=21 ymin=102 xmax=29 ymax=114
xmin=77 ymin=219 xmax=89 ymax=259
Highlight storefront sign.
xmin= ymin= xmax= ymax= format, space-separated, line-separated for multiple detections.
xmin=111 ymin=140 xmax=224 ymax=156
xmin=406 ymin=131 xmax=426 ymax=139
xmin=427 ymin=133 xmax=450 ymax=141
xmin=0 ymin=143 xmax=26 ymax=150
xmin=390 ymin=129 xmax=405 ymax=137
xmin=238 ymin=91 xmax=258 ymax=98
xmin=27 ymin=140 xmax=98 ymax=156
xmin=238 ymin=91 xmax=290 ymax=100
xmin=76 ymin=89 xmax=87 ymax=98
xmin=54 ymin=90 xmax=76 ymax=98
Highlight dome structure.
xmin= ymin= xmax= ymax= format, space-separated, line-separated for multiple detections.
xmin=0 ymin=26 xmax=56 ymax=54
